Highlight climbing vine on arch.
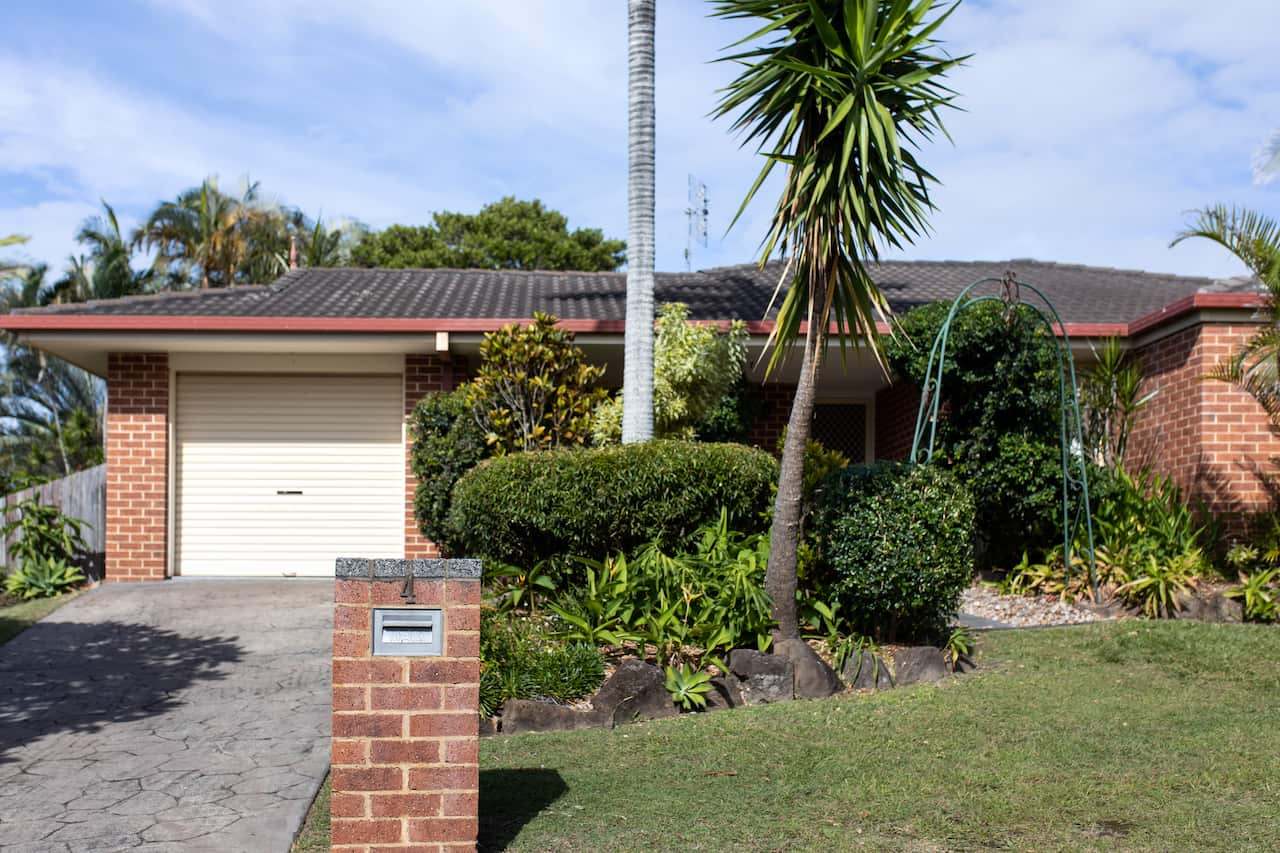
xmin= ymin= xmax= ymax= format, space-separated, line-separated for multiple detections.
xmin=884 ymin=278 xmax=1097 ymax=587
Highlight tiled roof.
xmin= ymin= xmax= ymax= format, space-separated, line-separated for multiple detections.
xmin=12 ymin=260 xmax=1257 ymax=326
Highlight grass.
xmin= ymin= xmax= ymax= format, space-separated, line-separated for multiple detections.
xmin=0 ymin=590 xmax=79 ymax=646
xmin=291 ymin=776 xmax=330 ymax=853
xmin=301 ymin=621 xmax=1280 ymax=851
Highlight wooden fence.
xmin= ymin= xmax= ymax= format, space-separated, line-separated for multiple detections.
xmin=2 ymin=464 xmax=107 ymax=577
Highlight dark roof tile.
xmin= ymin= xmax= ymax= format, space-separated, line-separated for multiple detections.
xmin=14 ymin=260 xmax=1255 ymax=326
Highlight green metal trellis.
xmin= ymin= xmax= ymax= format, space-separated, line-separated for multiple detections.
xmin=908 ymin=273 xmax=1098 ymax=596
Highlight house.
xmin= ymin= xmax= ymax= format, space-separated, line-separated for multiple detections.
xmin=0 ymin=259 xmax=1269 ymax=582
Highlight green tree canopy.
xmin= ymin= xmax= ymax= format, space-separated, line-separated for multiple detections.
xmin=351 ymin=197 xmax=626 ymax=271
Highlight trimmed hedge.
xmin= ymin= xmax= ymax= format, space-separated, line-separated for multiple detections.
xmin=814 ymin=462 xmax=976 ymax=642
xmin=445 ymin=440 xmax=777 ymax=568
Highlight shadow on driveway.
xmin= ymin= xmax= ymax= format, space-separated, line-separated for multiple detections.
xmin=0 ymin=619 xmax=242 ymax=764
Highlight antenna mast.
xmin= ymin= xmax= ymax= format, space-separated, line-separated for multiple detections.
xmin=684 ymin=174 xmax=708 ymax=271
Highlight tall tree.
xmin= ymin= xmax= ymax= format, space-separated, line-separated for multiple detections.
xmin=713 ymin=0 xmax=964 ymax=639
xmin=0 ymin=346 xmax=104 ymax=488
xmin=1172 ymin=205 xmax=1280 ymax=419
xmin=622 ymin=0 xmax=656 ymax=443
xmin=133 ymin=177 xmax=263 ymax=288
xmin=351 ymin=197 xmax=623 ymax=271
xmin=52 ymin=202 xmax=156 ymax=303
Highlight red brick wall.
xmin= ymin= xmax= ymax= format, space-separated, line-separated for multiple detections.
xmin=105 ymin=353 xmax=169 ymax=582
xmin=874 ymin=382 xmax=920 ymax=461
xmin=1130 ymin=322 xmax=1280 ymax=520
xmin=332 ymin=568 xmax=481 ymax=851
xmin=404 ymin=355 xmax=471 ymax=558
xmin=746 ymin=382 xmax=796 ymax=453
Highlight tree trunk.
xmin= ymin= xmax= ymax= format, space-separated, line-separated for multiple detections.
xmin=622 ymin=0 xmax=655 ymax=444
xmin=766 ymin=292 xmax=826 ymax=641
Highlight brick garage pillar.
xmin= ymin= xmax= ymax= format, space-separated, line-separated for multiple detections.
xmin=332 ymin=558 xmax=481 ymax=852
xmin=105 ymin=352 xmax=169 ymax=582
xmin=874 ymin=381 xmax=920 ymax=462
xmin=404 ymin=354 xmax=470 ymax=558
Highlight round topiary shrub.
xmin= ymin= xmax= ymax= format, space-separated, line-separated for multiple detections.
xmin=814 ymin=462 xmax=976 ymax=642
xmin=445 ymin=440 xmax=777 ymax=569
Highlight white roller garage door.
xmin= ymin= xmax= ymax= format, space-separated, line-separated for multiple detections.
xmin=175 ymin=374 xmax=404 ymax=576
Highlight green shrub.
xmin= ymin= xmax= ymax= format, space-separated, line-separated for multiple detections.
xmin=2 ymin=494 xmax=88 ymax=567
xmin=409 ymin=389 xmax=490 ymax=548
xmin=593 ymin=302 xmax=747 ymax=444
xmin=548 ymin=509 xmax=775 ymax=661
xmin=465 ymin=312 xmax=606 ymax=454
xmin=4 ymin=555 xmax=85 ymax=600
xmin=814 ymin=462 xmax=976 ymax=642
xmin=886 ymin=301 xmax=1063 ymax=569
xmin=478 ymin=609 xmax=605 ymax=718
xmin=446 ymin=440 xmax=777 ymax=568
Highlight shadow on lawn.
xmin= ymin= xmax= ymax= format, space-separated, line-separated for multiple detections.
xmin=480 ymin=767 xmax=568 ymax=851
xmin=0 ymin=620 xmax=242 ymax=763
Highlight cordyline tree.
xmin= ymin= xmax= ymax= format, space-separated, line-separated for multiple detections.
xmin=713 ymin=0 xmax=965 ymax=639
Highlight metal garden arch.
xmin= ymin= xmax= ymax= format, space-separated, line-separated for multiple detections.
xmin=908 ymin=274 xmax=1099 ymax=595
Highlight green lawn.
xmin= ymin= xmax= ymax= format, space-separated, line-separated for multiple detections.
xmin=0 ymin=591 xmax=79 ymax=646
xmin=301 ymin=621 xmax=1280 ymax=852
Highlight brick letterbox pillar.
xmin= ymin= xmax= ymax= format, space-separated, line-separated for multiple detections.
xmin=332 ymin=558 xmax=481 ymax=852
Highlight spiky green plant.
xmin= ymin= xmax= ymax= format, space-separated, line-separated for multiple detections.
xmin=712 ymin=0 xmax=965 ymax=638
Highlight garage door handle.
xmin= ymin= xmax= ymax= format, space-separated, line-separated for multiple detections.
xmin=276 ymin=490 xmax=303 ymax=495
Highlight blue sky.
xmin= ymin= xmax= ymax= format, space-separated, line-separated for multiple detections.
xmin=1 ymin=0 xmax=1276 ymax=281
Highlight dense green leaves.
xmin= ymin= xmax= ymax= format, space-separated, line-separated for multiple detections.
xmin=594 ymin=303 xmax=748 ymax=443
xmin=465 ymin=313 xmax=606 ymax=454
xmin=886 ymin=301 xmax=1063 ymax=568
xmin=408 ymin=389 xmax=490 ymax=549
xmin=445 ymin=440 xmax=778 ymax=569
xmin=351 ymin=197 xmax=625 ymax=271
xmin=813 ymin=461 xmax=975 ymax=642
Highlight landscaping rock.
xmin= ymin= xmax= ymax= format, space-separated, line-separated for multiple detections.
xmin=774 ymin=638 xmax=843 ymax=698
xmin=728 ymin=648 xmax=794 ymax=704
xmin=891 ymin=646 xmax=949 ymax=686
xmin=478 ymin=716 xmax=499 ymax=737
xmin=1173 ymin=589 xmax=1243 ymax=623
xmin=704 ymin=675 xmax=745 ymax=712
xmin=500 ymin=699 xmax=601 ymax=735
xmin=840 ymin=650 xmax=894 ymax=691
xmin=591 ymin=660 xmax=678 ymax=726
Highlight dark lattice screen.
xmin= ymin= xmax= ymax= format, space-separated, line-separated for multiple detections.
xmin=812 ymin=403 xmax=867 ymax=462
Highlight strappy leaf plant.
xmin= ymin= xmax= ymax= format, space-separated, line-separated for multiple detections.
xmin=713 ymin=0 xmax=965 ymax=637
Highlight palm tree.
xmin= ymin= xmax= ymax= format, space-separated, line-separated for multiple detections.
xmin=133 ymin=177 xmax=262 ymax=289
xmin=621 ymin=0 xmax=656 ymax=443
xmin=713 ymin=0 xmax=964 ymax=639
xmin=52 ymin=202 xmax=156 ymax=303
xmin=0 ymin=346 xmax=104 ymax=483
xmin=1172 ymin=205 xmax=1280 ymax=419
xmin=1254 ymin=130 xmax=1280 ymax=186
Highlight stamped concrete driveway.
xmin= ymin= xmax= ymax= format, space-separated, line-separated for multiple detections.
xmin=0 ymin=579 xmax=332 ymax=852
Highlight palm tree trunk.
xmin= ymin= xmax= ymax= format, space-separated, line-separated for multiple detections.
xmin=622 ymin=0 xmax=655 ymax=444
xmin=766 ymin=289 xmax=826 ymax=640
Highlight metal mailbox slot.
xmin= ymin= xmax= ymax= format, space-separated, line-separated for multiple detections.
xmin=372 ymin=608 xmax=443 ymax=657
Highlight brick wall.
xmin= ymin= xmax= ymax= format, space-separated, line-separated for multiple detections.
xmin=332 ymin=559 xmax=481 ymax=852
xmin=746 ymin=381 xmax=796 ymax=453
xmin=874 ymin=382 xmax=920 ymax=461
xmin=1130 ymin=322 xmax=1280 ymax=521
xmin=404 ymin=355 xmax=471 ymax=558
xmin=105 ymin=353 xmax=168 ymax=582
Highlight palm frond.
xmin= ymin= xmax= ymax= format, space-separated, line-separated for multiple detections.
xmin=1171 ymin=205 xmax=1280 ymax=294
